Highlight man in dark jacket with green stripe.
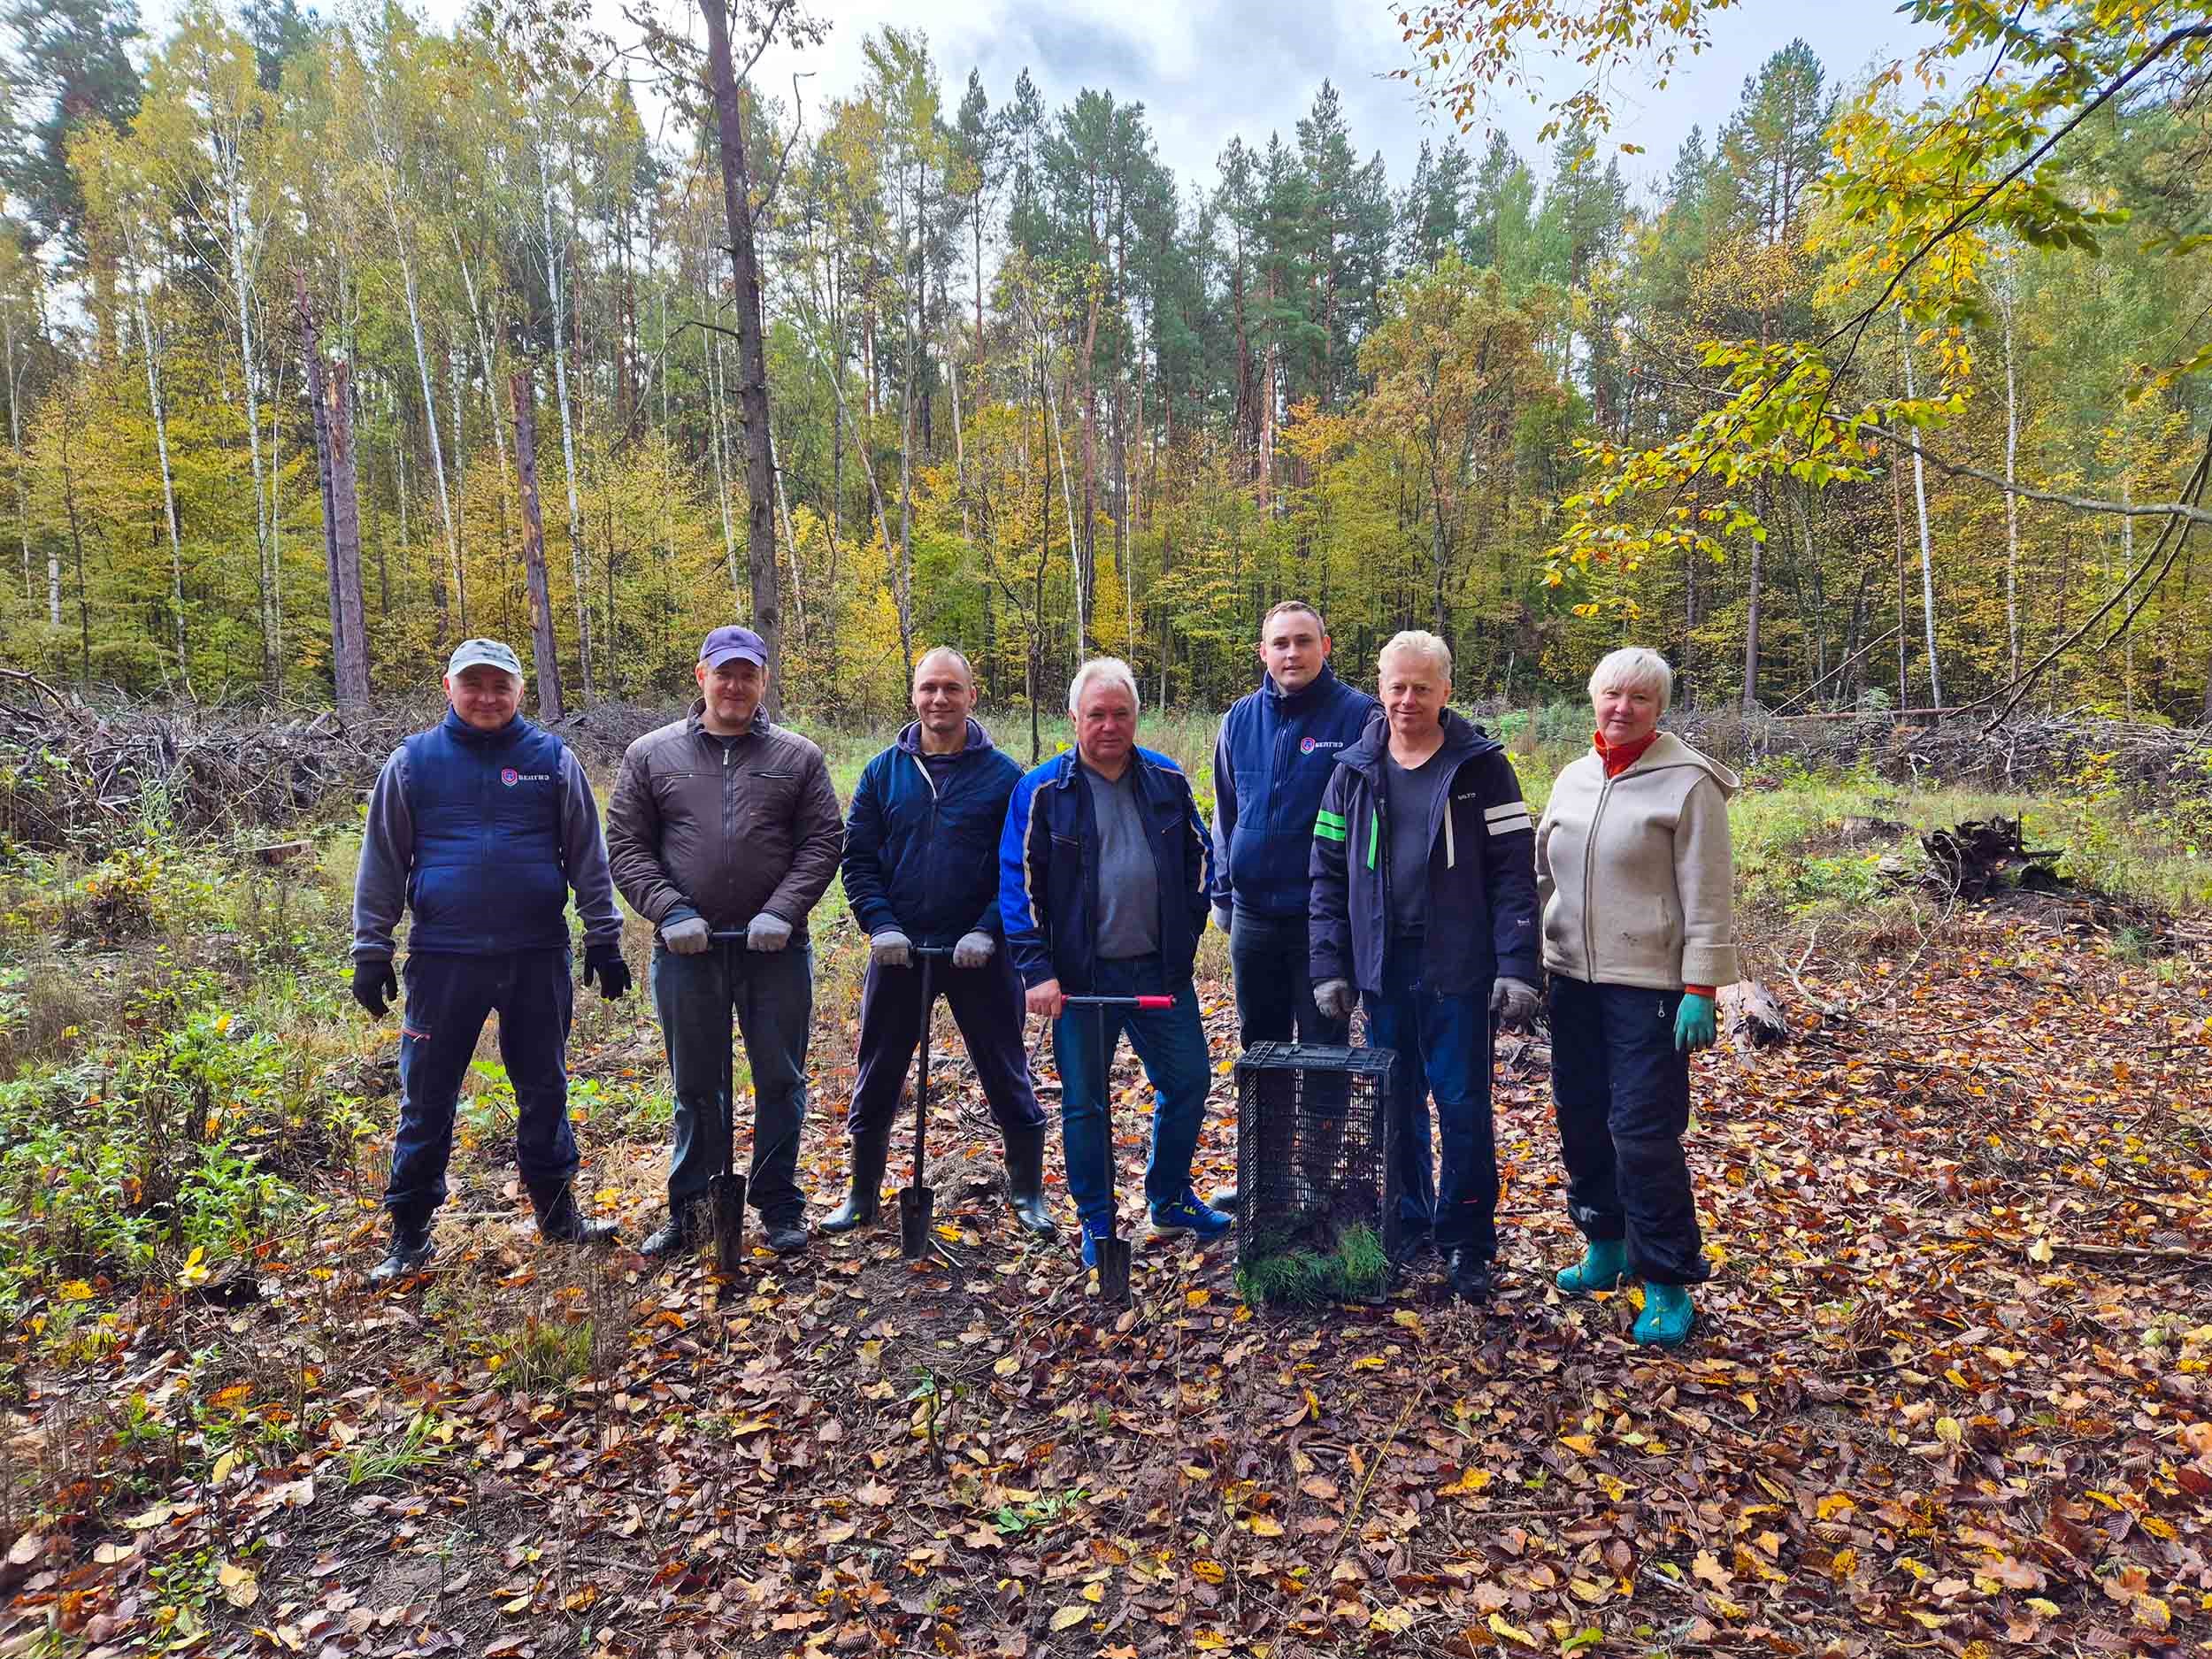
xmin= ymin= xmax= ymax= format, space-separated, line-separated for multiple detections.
xmin=825 ymin=649 xmax=1053 ymax=1239
xmin=1309 ymin=631 xmax=1540 ymax=1301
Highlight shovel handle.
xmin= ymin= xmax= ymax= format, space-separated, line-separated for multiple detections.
xmin=707 ymin=930 xmax=749 ymax=946
xmin=1063 ymin=994 xmax=1175 ymax=1010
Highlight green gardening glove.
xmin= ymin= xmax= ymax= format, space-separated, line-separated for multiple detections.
xmin=1674 ymin=993 xmax=1717 ymax=1053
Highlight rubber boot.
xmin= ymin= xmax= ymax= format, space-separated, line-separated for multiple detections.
xmin=820 ymin=1124 xmax=891 ymax=1234
xmin=1555 ymin=1238 xmax=1629 ymax=1295
xmin=1633 ymin=1282 xmax=1696 ymax=1348
xmin=368 ymin=1210 xmax=435 ymax=1286
xmin=1001 ymin=1124 xmax=1058 ymax=1239
xmin=528 ymin=1179 xmax=618 ymax=1246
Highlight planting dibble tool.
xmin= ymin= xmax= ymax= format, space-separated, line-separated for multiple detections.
xmin=1060 ymin=991 xmax=1176 ymax=1304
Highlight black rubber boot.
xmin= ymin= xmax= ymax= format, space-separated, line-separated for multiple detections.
xmin=528 ymin=1179 xmax=618 ymax=1247
xmin=820 ymin=1125 xmax=892 ymax=1234
xmin=640 ymin=1203 xmax=701 ymax=1259
xmin=1002 ymin=1124 xmax=1058 ymax=1239
xmin=368 ymin=1210 xmax=435 ymax=1286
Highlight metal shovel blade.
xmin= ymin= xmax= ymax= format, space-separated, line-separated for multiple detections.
xmin=898 ymin=1184 xmax=935 ymax=1260
xmin=1094 ymin=1234 xmax=1132 ymax=1305
xmin=711 ymin=1172 xmax=747 ymax=1277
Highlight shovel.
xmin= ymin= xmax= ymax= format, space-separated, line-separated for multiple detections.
xmin=1059 ymin=992 xmax=1177 ymax=1305
xmin=706 ymin=930 xmax=753 ymax=1276
xmin=897 ymin=947 xmax=955 ymax=1260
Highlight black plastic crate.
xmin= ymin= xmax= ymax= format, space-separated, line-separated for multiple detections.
xmin=1233 ymin=1041 xmax=1404 ymax=1295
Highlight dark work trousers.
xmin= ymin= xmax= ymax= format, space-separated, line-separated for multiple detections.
xmin=385 ymin=948 xmax=578 ymax=1219
xmin=650 ymin=937 xmax=815 ymax=1225
xmin=846 ymin=948 xmax=1046 ymax=1137
xmin=1231 ymin=907 xmax=1353 ymax=1193
xmin=1363 ymin=936 xmax=1497 ymax=1259
xmin=1548 ymin=974 xmax=1709 ymax=1286
xmin=1228 ymin=908 xmax=1349 ymax=1050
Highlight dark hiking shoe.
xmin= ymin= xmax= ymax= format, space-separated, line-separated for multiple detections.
xmin=640 ymin=1208 xmax=701 ymax=1259
xmin=368 ymin=1222 xmax=435 ymax=1287
xmin=528 ymin=1180 xmax=618 ymax=1247
xmin=763 ymin=1218 xmax=810 ymax=1256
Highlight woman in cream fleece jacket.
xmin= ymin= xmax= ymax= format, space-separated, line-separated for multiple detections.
xmin=1534 ymin=646 xmax=1739 ymax=1348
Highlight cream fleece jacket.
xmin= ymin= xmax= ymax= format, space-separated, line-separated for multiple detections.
xmin=1535 ymin=731 xmax=1740 ymax=991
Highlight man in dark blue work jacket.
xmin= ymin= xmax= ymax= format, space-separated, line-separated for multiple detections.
xmin=826 ymin=648 xmax=1054 ymax=1240
xmin=1205 ymin=600 xmax=1376 ymax=1210
xmin=350 ymin=639 xmax=630 ymax=1286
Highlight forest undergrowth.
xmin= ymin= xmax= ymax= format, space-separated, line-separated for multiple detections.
xmin=0 ymin=725 xmax=2208 ymax=1657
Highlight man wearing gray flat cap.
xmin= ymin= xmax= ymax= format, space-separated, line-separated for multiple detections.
xmin=350 ymin=638 xmax=630 ymax=1286
xmin=605 ymin=626 xmax=844 ymax=1258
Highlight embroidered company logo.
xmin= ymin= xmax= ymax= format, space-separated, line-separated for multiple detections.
xmin=501 ymin=768 xmax=519 ymax=787
xmin=1301 ymin=737 xmax=1346 ymax=755
xmin=500 ymin=769 xmax=554 ymax=787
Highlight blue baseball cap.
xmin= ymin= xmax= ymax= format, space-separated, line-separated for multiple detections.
xmin=699 ymin=626 xmax=768 ymax=671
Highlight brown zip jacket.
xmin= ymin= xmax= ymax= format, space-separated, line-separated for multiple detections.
xmin=603 ymin=703 xmax=844 ymax=932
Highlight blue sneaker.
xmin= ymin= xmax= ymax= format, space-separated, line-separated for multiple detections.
xmin=1080 ymin=1214 xmax=1116 ymax=1269
xmin=1148 ymin=1188 xmax=1233 ymax=1240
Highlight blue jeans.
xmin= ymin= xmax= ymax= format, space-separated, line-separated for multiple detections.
xmin=1050 ymin=955 xmax=1210 ymax=1226
xmin=1363 ymin=938 xmax=1497 ymax=1257
xmin=386 ymin=949 xmax=577 ymax=1218
xmin=1549 ymin=975 xmax=1707 ymax=1286
xmin=650 ymin=937 xmax=814 ymax=1225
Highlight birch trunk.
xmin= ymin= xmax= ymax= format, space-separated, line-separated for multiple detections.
xmin=2000 ymin=288 xmax=2023 ymax=684
xmin=135 ymin=283 xmax=188 ymax=682
xmin=540 ymin=139 xmax=596 ymax=701
xmin=1898 ymin=308 xmax=1942 ymax=709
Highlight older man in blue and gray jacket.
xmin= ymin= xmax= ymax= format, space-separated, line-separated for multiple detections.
xmin=350 ymin=638 xmax=629 ymax=1286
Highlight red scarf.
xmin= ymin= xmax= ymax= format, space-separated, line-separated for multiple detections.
xmin=1594 ymin=727 xmax=1660 ymax=778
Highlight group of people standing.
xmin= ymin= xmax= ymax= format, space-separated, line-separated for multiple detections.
xmin=350 ymin=605 xmax=1739 ymax=1348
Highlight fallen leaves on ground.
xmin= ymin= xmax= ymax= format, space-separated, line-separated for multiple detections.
xmin=6 ymin=909 xmax=2210 ymax=1657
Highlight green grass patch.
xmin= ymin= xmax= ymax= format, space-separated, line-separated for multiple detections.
xmin=1235 ymin=1222 xmax=1391 ymax=1309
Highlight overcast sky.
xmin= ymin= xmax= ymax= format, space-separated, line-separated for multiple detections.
xmin=710 ymin=0 xmax=1944 ymax=207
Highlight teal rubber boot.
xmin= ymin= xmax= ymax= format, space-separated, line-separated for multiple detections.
xmin=1633 ymin=1282 xmax=1695 ymax=1348
xmin=1555 ymin=1238 xmax=1628 ymax=1295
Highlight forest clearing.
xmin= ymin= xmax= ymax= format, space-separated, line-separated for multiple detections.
xmin=2 ymin=0 xmax=2212 ymax=1653
xmin=0 ymin=699 xmax=2206 ymax=1656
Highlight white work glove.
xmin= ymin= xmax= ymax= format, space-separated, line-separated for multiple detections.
xmin=1489 ymin=975 xmax=1541 ymax=1033
xmin=661 ymin=915 xmax=710 ymax=956
xmin=951 ymin=931 xmax=995 ymax=969
xmin=1313 ymin=979 xmax=1356 ymax=1022
xmin=1210 ymin=905 xmax=1233 ymax=936
xmin=870 ymin=930 xmax=912 ymax=969
xmin=746 ymin=911 xmax=793 ymax=952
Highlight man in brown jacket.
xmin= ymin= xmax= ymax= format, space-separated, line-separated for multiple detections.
xmin=606 ymin=626 xmax=844 ymax=1257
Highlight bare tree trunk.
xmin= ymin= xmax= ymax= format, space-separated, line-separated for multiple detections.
xmin=706 ymin=331 xmax=739 ymax=601
xmin=58 ymin=381 xmax=87 ymax=685
xmin=540 ymin=148 xmax=595 ymax=702
xmin=1898 ymin=308 xmax=1942 ymax=708
xmin=1890 ymin=431 xmax=1909 ymax=710
xmin=2000 ymin=285 xmax=2023 ymax=684
xmin=327 ymin=361 xmax=370 ymax=710
xmin=139 ymin=282 xmax=188 ymax=686
xmin=511 ymin=366 xmax=565 ymax=722
xmin=4 ymin=305 xmax=27 ymax=603
xmin=699 ymin=0 xmax=785 ymax=710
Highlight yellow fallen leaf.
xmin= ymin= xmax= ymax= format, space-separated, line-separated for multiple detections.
xmin=1049 ymin=1604 xmax=1089 ymax=1632
xmin=1934 ymin=1416 xmax=1963 ymax=1446
xmin=179 ymin=1247 xmax=210 ymax=1288
xmin=1081 ymin=1581 xmax=1104 ymax=1603
xmin=1370 ymin=1605 xmax=1415 ymax=1632
xmin=211 ymin=1449 xmax=239 ymax=1485
xmin=1815 ymin=1493 xmax=1855 ymax=1520
xmin=1192 ymin=1560 xmax=1226 ymax=1585
xmin=2027 ymin=1237 xmax=2054 ymax=1263
xmin=1560 ymin=1433 xmax=1598 ymax=1455
xmin=1247 ymin=1515 xmax=1284 ymax=1537
xmin=217 ymin=1562 xmax=258 ymax=1609
xmin=993 ymin=1354 xmax=1019 ymax=1377
xmin=1392 ymin=1310 xmax=1427 ymax=1338
xmin=1487 ymin=1611 xmax=1537 ymax=1647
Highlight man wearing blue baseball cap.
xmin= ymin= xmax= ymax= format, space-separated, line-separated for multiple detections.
xmin=606 ymin=626 xmax=844 ymax=1258
xmin=351 ymin=638 xmax=631 ymax=1286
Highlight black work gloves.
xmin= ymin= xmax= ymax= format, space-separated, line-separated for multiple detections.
xmin=351 ymin=957 xmax=397 ymax=1018
xmin=583 ymin=942 xmax=632 ymax=1002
